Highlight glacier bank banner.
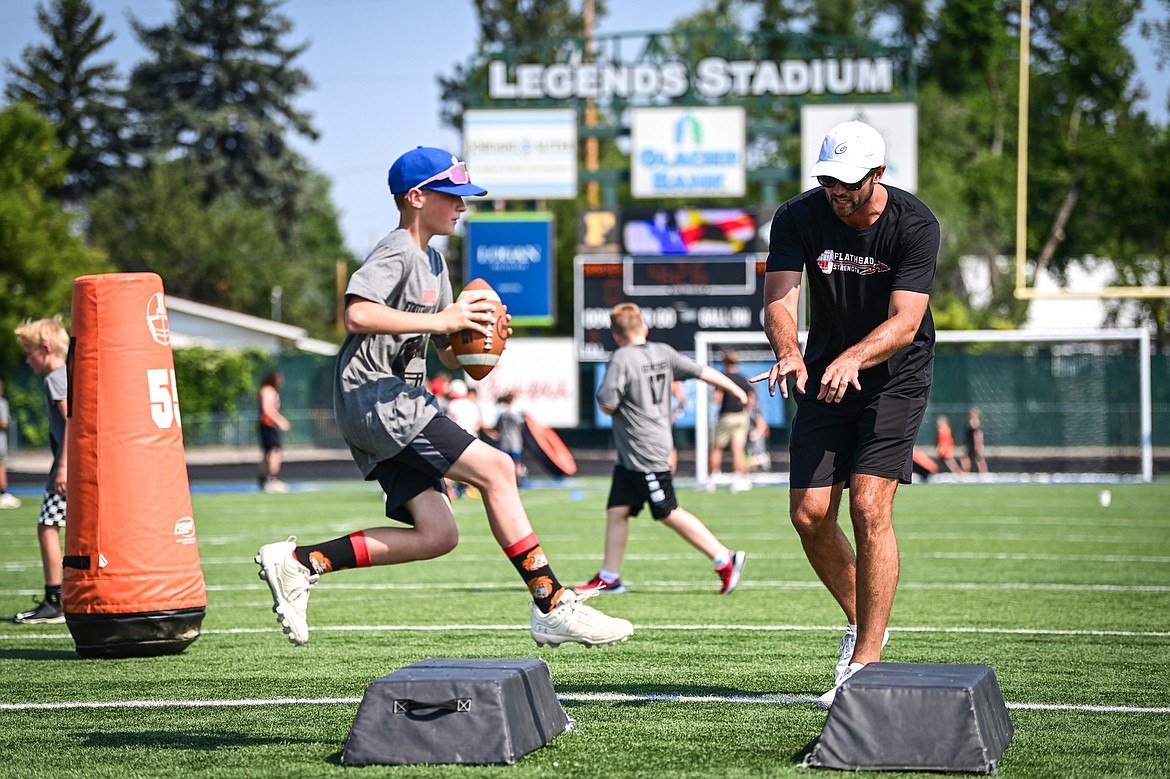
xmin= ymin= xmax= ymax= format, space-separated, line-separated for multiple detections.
xmin=630 ymin=107 xmax=746 ymax=199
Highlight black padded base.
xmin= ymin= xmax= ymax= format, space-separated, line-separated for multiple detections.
xmin=804 ymin=663 xmax=1014 ymax=774
xmin=66 ymin=607 xmax=204 ymax=658
xmin=342 ymin=658 xmax=571 ymax=766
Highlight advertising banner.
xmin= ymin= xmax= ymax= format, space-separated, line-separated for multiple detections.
xmin=469 ymin=337 xmax=579 ymax=428
xmin=464 ymin=109 xmax=578 ymax=199
xmin=465 ymin=212 xmax=555 ymax=326
xmin=631 ymin=107 xmax=746 ymax=198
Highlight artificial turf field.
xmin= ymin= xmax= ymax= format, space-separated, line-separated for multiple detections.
xmin=1 ymin=478 xmax=1168 ymax=778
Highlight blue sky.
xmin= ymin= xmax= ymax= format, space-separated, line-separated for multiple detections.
xmin=2 ymin=0 xmax=1167 ymax=258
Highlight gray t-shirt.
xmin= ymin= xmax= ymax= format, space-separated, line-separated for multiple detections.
xmin=45 ymin=365 xmax=68 ymax=487
xmin=333 ymin=229 xmax=453 ymax=477
xmin=597 ymin=341 xmax=702 ymax=473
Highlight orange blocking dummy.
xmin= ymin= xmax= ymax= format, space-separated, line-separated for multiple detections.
xmin=65 ymin=273 xmax=206 ymax=658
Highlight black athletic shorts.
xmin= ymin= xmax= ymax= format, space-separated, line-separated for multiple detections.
xmin=259 ymin=422 xmax=282 ymax=453
xmin=607 ymin=465 xmax=678 ymax=520
xmin=369 ymin=415 xmax=476 ymax=525
xmin=788 ymin=387 xmax=930 ymax=488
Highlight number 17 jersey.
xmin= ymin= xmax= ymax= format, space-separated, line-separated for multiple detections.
xmin=597 ymin=342 xmax=702 ymax=472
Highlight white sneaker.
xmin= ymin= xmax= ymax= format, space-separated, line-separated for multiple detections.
xmin=0 ymin=493 xmax=21 ymax=509
xmin=834 ymin=624 xmax=890 ymax=685
xmin=817 ymin=662 xmax=863 ymax=709
xmin=255 ymin=538 xmax=318 ymax=645
xmin=262 ymin=479 xmax=290 ymax=494
xmin=531 ymin=590 xmax=634 ymax=648
xmin=730 ymin=477 xmax=752 ymax=493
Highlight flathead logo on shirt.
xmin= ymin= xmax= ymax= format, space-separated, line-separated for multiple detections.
xmin=817 ymin=250 xmax=834 ymax=274
xmin=817 ymin=249 xmax=890 ymax=276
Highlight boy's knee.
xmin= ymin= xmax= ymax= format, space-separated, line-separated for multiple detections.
xmin=419 ymin=518 xmax=459 ymax=558
xmin=473 ymin=448 xmax=517 ymax=491
xmin=431 ymin=525 xmax=459 ymax=556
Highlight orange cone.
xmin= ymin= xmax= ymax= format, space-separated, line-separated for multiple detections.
xmin=64 ymin=272 xmax=206 ymax=658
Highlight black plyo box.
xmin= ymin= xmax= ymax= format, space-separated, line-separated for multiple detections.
xmin=804 ymin=663 xmax=1014 ymax=774
xmin=342 ymin=657 xmax=571 ymax=766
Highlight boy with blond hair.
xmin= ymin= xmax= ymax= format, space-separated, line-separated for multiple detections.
xmin=12 ymin=317 xmax=70 ymax=623
xmin=578 ymin=302 xmax=748 ymax=595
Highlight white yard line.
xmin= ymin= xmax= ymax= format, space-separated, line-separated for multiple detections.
xmin=2 ymin=579 xmax=1165 ymax=596
xmin=2 ymin=693 xmax=1166 ymax=715
xmin=5 ymin=623 xmax=1167 ymax=640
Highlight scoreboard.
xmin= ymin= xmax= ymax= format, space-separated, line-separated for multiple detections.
xmin=574 ymin=254 xmax=768 ymax=360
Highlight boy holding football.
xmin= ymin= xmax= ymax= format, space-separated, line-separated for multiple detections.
xmin=254 ymin=146 xmax=632 ymax=649
xmin=577 ymin=302 xmax=749 ymax=596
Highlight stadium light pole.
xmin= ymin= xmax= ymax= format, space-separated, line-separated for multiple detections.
xmin=583 ymin=0 xmax=600 ymax=209
xmin=1014 ymin=0 xmax=1030 ymax=296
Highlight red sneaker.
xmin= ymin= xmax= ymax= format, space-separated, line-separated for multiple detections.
xmin=717 ymin=551 xmax=746 ymax=594
xmin=575 ymin=573 xmax=626 ymax=594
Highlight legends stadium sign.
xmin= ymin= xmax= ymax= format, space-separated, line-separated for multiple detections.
xmin=487 ymin=57 xmax=896 ymax=101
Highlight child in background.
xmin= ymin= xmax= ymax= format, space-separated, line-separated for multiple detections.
xmin=486 ymin=392 xmax=526 ymax=484
xmin=12 ymin=317 xmax=70 ymax=623
xmin=578 ymin=302 xmax=748 ymax=596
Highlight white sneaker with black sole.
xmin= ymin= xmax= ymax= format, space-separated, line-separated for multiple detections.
xmin=531 ymin=590 xmax=634 ymax=648
xmin=255 ymin=538 xmax=318 ymax=645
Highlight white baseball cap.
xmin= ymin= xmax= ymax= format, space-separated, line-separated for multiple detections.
xmin=811 ymin=121 xmax=886 ymax=184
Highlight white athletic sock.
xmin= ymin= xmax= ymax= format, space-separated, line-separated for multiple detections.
xmin=599 ymin=568 xmax=621 ymax=583
xmin=712 ymin=549 xmax=731 ymax=569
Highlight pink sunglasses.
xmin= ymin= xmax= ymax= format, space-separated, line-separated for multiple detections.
xmin=412 ymin=161 xmax=472 ymax=191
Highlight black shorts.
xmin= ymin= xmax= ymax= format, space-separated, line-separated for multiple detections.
xmin=607 ymin=465 xmax=678 ymax=520
xmin=259 ymin=423 xmax=282 ymax=453
xmin=789 ymin=387 xmax=929 ymax=488
xmin=369 ymin=415 xmax=476 ymax=525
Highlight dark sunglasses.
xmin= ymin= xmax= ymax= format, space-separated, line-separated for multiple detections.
xmin=817 ymin=168 xmax=878 ymax=191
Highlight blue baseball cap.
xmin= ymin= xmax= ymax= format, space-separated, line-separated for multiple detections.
xmin=387 ymin=146 xmax=488 ymax=197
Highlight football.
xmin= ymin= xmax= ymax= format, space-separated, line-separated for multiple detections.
xmin=450 ymin=278 xmax=508 ymax=380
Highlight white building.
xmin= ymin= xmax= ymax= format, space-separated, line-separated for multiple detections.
xmin=165 ymin=296 xmax=338 ymax=355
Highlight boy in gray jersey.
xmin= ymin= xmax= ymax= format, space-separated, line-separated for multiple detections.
xmin=254 ymin=146 xmax=632 ymax=649
xmin=578 ymin=303 xmax=748 ymax=596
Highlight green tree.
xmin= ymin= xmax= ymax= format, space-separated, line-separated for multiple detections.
xmin=3 ymin=0 xmax=127 ymax=201
xmin=915 ymin=0 xmax=1024 ymax=327
xmin=0 ymin=103 xmax=111 ymax=373
xmin=438 ymin=0 xmax=606 ymax=131
xmin=125 ymin=0 xmax=318 ymax=238
xmin=86 ymin=158 xmax=288 ymax=313
xmin=86 ymin=156 xmax=346 ymax=340
xmin=256 ymin=168 xmax=352 ymax=339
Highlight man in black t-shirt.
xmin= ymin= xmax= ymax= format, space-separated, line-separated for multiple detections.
xmin=753 ymin=120 xmax=940 ymax=708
